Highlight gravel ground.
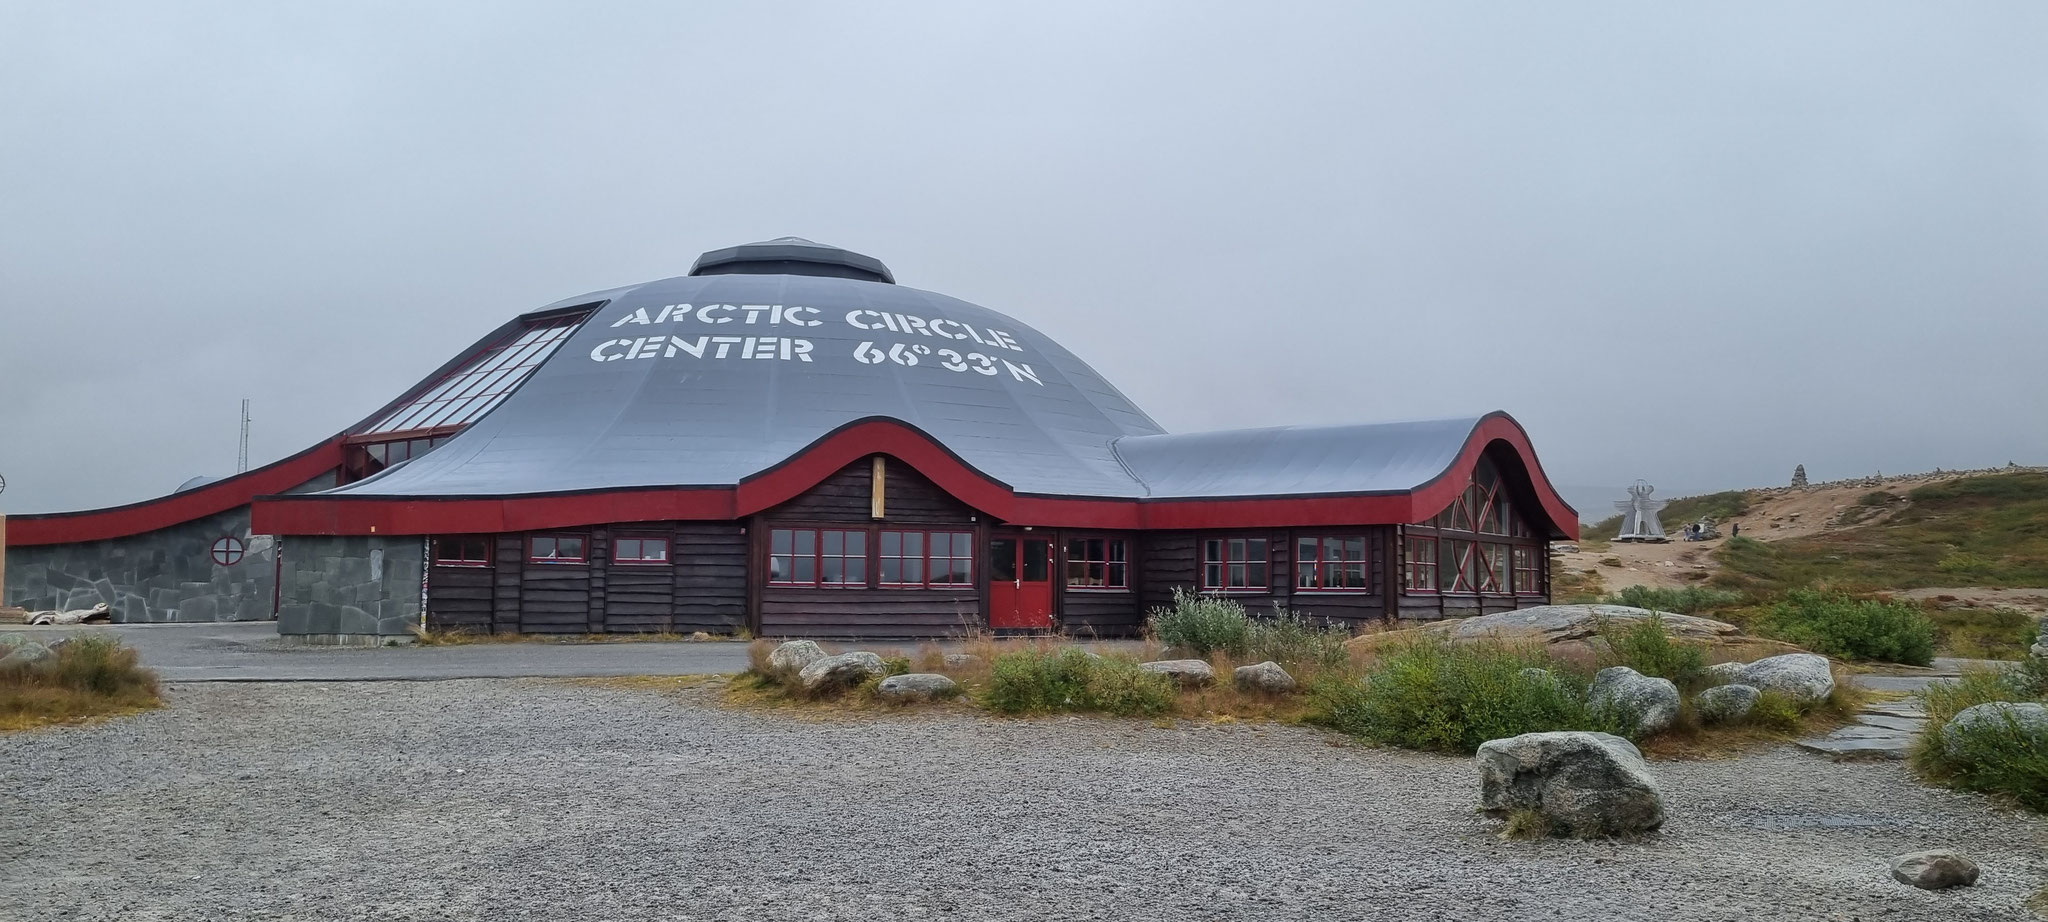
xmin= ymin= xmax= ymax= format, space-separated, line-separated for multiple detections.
xmin=3 ymin=681 xmax=2044 ymax=922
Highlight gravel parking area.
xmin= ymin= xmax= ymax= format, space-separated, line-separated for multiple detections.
xmin=3 ymin=681 xmax=2044 ymax=921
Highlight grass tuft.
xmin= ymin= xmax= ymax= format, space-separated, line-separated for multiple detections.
xmin=1501 ymin=807 xmax=1553 ymax=840
xmin=1601 ymin=584 xmax=1742 ymax=615
xmin=1304 ymin=637 xmax=1630 ymax=753
xmin=1596 ymin=614 xmax=1709 ymax=689
xmin=1 ymin=636 xmax=162 ymax=731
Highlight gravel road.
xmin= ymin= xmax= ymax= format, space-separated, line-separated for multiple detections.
xmin=4 ymin=680 xmax=2044 ymax=921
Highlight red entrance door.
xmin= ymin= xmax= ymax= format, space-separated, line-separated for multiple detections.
xmin=988 ymin=534 xmax=1054 ymax=630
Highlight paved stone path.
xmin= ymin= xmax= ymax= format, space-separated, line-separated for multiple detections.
xmin=1798 ymin=658 xmax=2012 ymax=760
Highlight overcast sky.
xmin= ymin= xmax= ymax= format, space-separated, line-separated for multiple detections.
xmin=3 ymin=2 xmax=2044 ymax=516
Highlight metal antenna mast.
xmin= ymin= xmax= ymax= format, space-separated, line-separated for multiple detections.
xmin=238 ymin=399 xmax=251 ymax=474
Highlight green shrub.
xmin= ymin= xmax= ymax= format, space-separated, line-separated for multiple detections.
xmin=1933 ymin=712 xmax=2048 ymax=811
xmin=1761 ymin=589 xmax=1936 ymax=666
xmin=1859 ymin=490 xmax=1898 ymax=507
xmin=981 ymin=649 xmax=1175 ymax=717
xmin=1746 ymin=689 xmax=1804 ymax=732
xmin=1604 ymin=585 xmax=1741 ymax=615
xmin=1245 ymin=606 xmax=1352 ymax=670
xmin=1937 ymin=551 xmax=1996 ymax=576
xmin=1597 ymin=615 xmax=1709 ymax=688
xmin=1149 ymin=589 xmax=1251 ymax=658
xmin=881 ymin=655 xmax=912 ymax=677
xmin=1305 ymin=638 xmax=1626 ymax=752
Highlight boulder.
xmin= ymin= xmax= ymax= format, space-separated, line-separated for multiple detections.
xmin=941 ymin=653 xmax=982 ymax=670
xmin=796 ymin=652 xmax=887 ymax=693
xmin=1476 ymin=731 xmax=1665 ymax=838
xmin=1139 ymin=659 xmax=1214 ymax=687
xmin=0 ymin=641 xmax=54 ymax=671
xmin=1694 ymin=684 xmax=1760 ymax=723
xmin=1735 ymin=653 xmax=1835 ymax=706
xmin=876 ymin=673 xmax=959 ymax=702
xmin=2031 ymin=616 xmax=2047 ymax=659
xmin=1943 ymin=701 xmax=2048 ymax=757
xmin=1357 ymin=604 xmax=1780 ymax=662
xmin=1589 ymin=666 xmax=1680 ymax=736
xmin=1890 ymin=850 xmax=1980 ymax=890
xmin=688 ymin=631 xmax=713 ymax=641
xmin=1703 ymin=662 xmax=1747 ymax=686
xmin=766 ymin=640 xmax=828 ymax=675
xmin=1233 ymin=661 xmax=1296 ymax=693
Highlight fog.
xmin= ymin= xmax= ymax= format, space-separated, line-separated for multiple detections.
xmin=3 ymin=2 xmax=2044 ymax=515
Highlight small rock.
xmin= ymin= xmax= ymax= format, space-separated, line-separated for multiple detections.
xmin=1589 ymin=666 xmax=1680 ymax=735
xmin=941 ymin=653 xmax=982 ymax=669
xmin=1890 ymin=850 xmax=1979 ymax=890
xmin=1695 ymin=684 xmax=1760 ymax=723
xmin=1943 ymin=701 xmax=2048 ymax=757
xmin=1233 ymin=661 xmax=1296 ymax=693
xmin=0 ymin=641 xmax=54 ymax=671
xmin=1736 ymin=653 xmax=1835 ymax=705
xmin=688 ymin=631 xmax=713 ymax=641
xmin=767 ymin=640 xmax=828 ymax=675
xmin=1139 ymin=659 xmax=1214 ymax=687
xmin=796 ymin=652 xmax=887 ymax=693
xmin=1476 ymin=731 xmax=1664 ymax=838
xmin=876 ymin=673 xmax=959 ymax=702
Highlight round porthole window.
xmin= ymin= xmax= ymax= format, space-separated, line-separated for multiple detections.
xmin=210 ymin=536 xmax=246 ymax=566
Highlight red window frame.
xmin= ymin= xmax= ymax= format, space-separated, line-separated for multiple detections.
xmin=1295 ymin=535 xmax=1370 ymax=591
xmin=364 ymin=311 xmax=589 ymax=436
xmin=528 ymin=534 xmax=588 ymax=565
xmin=878 ymin=529 xmax=975 ymax=588
xmin=612 ymin=536 xmax=671 ymax=565
xmin=1065 ymin=537 xmax=1128 ymax=590
xmin=1201 ymin=537 xmax=1269 ymax=591
xmin=432 ymin=536 xmax=492 ymax=567
xmin=768 ymin=528 xmax=867 ymax=588
xmin=1512 ymin=546 xmax=1544 ymax=594
xmin=1404 ymin=534 xmax=1438 ymax=593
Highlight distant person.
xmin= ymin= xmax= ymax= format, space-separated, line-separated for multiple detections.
xmin=1731 ymin=523 xmax=1740 ymax=539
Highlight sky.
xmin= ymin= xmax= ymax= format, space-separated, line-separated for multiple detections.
xmin=2 ymin=2 xmax=2044 ymax=517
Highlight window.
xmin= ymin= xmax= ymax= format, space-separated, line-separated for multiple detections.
xmin=769 ymin=528 xmax=866 ymax=587
xmin=433 ymin=536 xmax=491 ymax=567
xmin=1066 ymin=538 xmax=1127 ymax=589
xmin=613 ymin=536 xmax=670 ymax=565
xmin=1513 ymin=546 xmax=1543 ymax=594
xmin=342 ymin=434 xmax=454 ymax=483
xmin=1404 ymin=534 xmax=1437 ymax=592
xmin=1202 ymin=537 xmax=1268 ymax=590
xmin=1441 ymin=539 xmax=1474 ymax=592
xmin=1296 ymin=536 xmax=1369 ymax=590
xmin=528 ymin=534 xmax=587 ymax=564
xmin=879 ymin=530 xmax=975 ymax=588
xmin=364 ymin=311 xmax=590 ymax=436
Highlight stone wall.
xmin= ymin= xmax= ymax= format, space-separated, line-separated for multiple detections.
xmin=3 ymin=506 xmax=277 ymax=622
xmin=276 ymin=535 xmax=423 ymax=640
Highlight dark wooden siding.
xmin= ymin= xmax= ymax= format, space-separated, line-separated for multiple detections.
xmin=758 ymin=587 xmax=981 ymax=639
xmin=425 ymin=565 xmax=493 ymax=631
xmin=1138 ymin=529 xmax=1392 ymax=630
xmin=764 ymin=456 xmax=978 ymax=524
xmin=492 ymin=535 xmax=523 ymax=634
xmin=520 ymin=556 xmax=592 ymax=634
xmin=675 ymin=523 xmax=747 ymax=633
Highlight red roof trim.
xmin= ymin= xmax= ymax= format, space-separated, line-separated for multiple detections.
xmin=9 ymin=437 xmax=347 ymax=546
xmin=249 ymin=414 xmax=1579 ymax=540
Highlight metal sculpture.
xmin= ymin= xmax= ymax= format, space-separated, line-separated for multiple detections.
xmin=1614 ymin=480 xmax=1668 ymax=543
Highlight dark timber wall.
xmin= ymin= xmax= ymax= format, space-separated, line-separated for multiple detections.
xmin=755 ymin=456 xmax=985 ymax=639
xmin=1135 ymin=528 xmax=1391 ymax=629
xmin=423 ymin=522 xmax=746 ymax=635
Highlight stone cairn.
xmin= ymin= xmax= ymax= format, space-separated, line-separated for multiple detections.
xmin=1790 ymin=464 xmax=1809 ymax=488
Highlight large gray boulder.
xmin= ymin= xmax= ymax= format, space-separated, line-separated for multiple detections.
xmin=1139 ymin=659 xmax=1214 ymax=687
xmin=766 ymin=640 xmax=828 ymax=675
xmin=876 ymin=673 xmax=959 ymax=702
xmin=796 ymin=652 xmax=888 ymax=693
xmin=1589 ymin=666 xmax=1680 ymax=736
xmin=1233 ymin=661 xmax=1296 ymax=693
xmin=1476 ymin=731 xmax=1665 ymax=838
xmin=1703 ymin=661 xmax=1747 ymax=686
xmin=1419 ymin=605 xmax=1743 ymax=656
xmin=1694 ymin=684 xmax=1760 ymax=723
xmin=1735 ymin=653 xmax=1835 ymax=705
xmin=0 ymin=640 xmax=54 ymax=671
xmin=1890 ymin=850 xmax=1980 ymax=890
xmin=1943 ymin=701 xmax=2048 ymax=757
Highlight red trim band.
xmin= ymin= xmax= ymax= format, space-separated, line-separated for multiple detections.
xmin=9 ymin=438 xmax=347 ymax=546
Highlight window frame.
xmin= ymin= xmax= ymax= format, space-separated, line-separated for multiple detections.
xmin=767 ymin=527 xmax=870 ymax=589
xmin=1512 ymin=545 xmax=1545 ymax=595
xmin=1200 ymin=535 xmax=1270 ymax=592
xmin=432 ymin=536 xmax=492 ymax=568
xmin=611 ymin=535 xmax=672 ymax=566
xmin=527 ymin=533 xmax=589 ymax=565
xmin=877 ymin=528 xmax=976 ymax=589
xmin=1403 ymin=533 xmax=1438 ymax=593
xmin=1294 ymin=534 xmax=1372 ymax=593
xmin=1064 ymin=536 xmax=1129 ymax=591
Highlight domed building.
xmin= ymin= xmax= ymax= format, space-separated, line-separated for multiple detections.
xmin=5 ymin=238 xmax=1578 ymax=640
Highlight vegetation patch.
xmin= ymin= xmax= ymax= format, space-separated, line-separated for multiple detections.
xmin=984 ymin=649 xmax=1176 ymax=716
xmin=1147 ymin=590 xmax=1351 ymax=668
xmin=1304 ymin=638 xmax=1629 ymax=753
xmin=1 ymin=636 xmax=162 ymax=732
xmin=1758 ymin=589 xmax=1935 ymax=666
xmin=1913 ymin=662 xmax=2048 ymax=812
xmin=1596 ymin=614 xmax=1709 ymax=689
xmin=1601 ymin=585 xmax=1742 ymax=616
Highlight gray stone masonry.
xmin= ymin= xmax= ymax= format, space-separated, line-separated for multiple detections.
xmin=276 ymin=535 xmax=423 ymax=640
xmin=4 ymin=506 xmax=276 ymax=623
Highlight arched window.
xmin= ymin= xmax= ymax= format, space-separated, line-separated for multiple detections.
xmin=1403 ymin=457 xmax=1546 ymax=596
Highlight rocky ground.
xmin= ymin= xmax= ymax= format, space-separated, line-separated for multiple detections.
xmin=4 ymin=680 xmax=2045 ymax=922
